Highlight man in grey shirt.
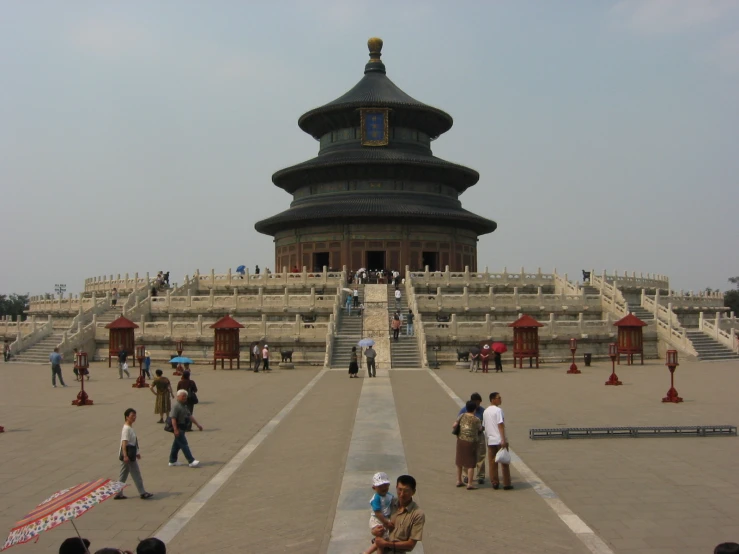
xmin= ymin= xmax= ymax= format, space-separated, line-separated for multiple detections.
xmin=169 ymin=390 xmax=203 ymax=468
xmin=49 ymin=347 xmax=66 ymax=388
xmin=365 ymin=346 xmax=377 ymax=378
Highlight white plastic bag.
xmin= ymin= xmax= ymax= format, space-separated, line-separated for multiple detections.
xmin=494 ymin=447 xmax=511 ymax=465
xmin=122 ymin=362 xmax=129 ymax=371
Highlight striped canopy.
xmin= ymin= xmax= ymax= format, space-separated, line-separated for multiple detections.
xmin=3 ymin=478 xmax=125 ymax=550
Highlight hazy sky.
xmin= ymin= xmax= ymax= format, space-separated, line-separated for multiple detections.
xmin=2 ymin=0 xmax=737 ymax=296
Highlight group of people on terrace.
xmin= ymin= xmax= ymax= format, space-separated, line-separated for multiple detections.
xmin=350 ymin=268 xmax=403 ymax=286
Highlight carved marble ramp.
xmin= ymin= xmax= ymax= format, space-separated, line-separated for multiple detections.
xmin=327 ymin=371 xmax=424 ymax=554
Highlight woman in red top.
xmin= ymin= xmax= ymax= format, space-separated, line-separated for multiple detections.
xmin=480 ymin=345 xmax=491 ymax=373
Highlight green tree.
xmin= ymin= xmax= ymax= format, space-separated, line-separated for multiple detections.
xmin=725 ymin=277 xmax=739 ymax=315
xmin=0 ymin=294 xmax=30 ymax=320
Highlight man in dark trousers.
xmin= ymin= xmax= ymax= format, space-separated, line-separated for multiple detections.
xmin=365 ymin=345 xmax=377 ymax=378
xmin=118 ymin=348 xmax=131 ymax=379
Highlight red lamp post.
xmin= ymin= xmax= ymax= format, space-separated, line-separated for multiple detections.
xmin=567 ymin=337 xmax=581 ymax=374
xmin=662 ymin=350 xmax=683 ymax=403
xmin=133 ymin=344 xmax=149 ymax=388
xmin=72 ymin=351 xmax=93 ymax=405
xmin=173 ymin=340 xmax=184 ymax=376
xmin=605 ymin=342 xmax=622 ymax=386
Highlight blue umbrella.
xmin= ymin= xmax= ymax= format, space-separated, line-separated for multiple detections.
xmin=358 ymin=338 xmax=375 ymax=347
xmin=170 ymin=356 xmax=193 ymax=364
xmin=236 ymin=265 xmax=246 ymax=273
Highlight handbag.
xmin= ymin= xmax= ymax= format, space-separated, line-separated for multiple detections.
xmin=164 ymin=418 xmax=174 ymax=433
xmin=119 ymin=443 xmax=138 ymax=461
xmin=164 ymin=416 xmax=191 ymax=433
xmin=452 ymin=416 xmax=461 ymax=436
xmin=188 ymin=388 xmax=199 ymax=405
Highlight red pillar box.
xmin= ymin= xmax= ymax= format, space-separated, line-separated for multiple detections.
xmin=72 ymin=351 xmax=93 ymax=406
xmin=614 ymin=313 xmax=646 ymax=366
xmin=211 ymin=315 xmax=244 ymax=370
xmin=567 ymin=337 xmax=581 ymax=374
xmin=662 ymin=349 xmax=683 ymax=403
xmin=508 ymin=315 xmax=543 ymax=368
xmin=105 ymin=316 xmax=139 ymax=368
xmin=133 ymin=344 xmax=149 ymax=388
xmin=605 ymin=342 xmax=623 ymax=386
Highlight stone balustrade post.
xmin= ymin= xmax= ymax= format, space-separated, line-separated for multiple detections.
xmin=549 ymin=313 xmax=555 ymax=336
xmin=262 ymin=314 xmax=267 ymax=336
xmin=463 ymin=286 xmax=469 ymax=310
xmin=283 ymin=267 xmax=288 ymax=285
xmin=715 ymin=312 xmax=721 ymax=339
xmin=302 ymin=267 xmax=308 ymax=285
xmin=437 ymin=287 xmax=442 ymax=310
xmin=444 ymin=266 xmax=450 ymax=286
xmin=520 ymin=266 xmax=525 ymax=281
xmin=233 ymin=287 xmax=239 ymax=311
xmin=578 ymin=313 xmax=584 ymax=334
xmin=168 ymin=315 xmax=173 ymax=337
xmin=210 ymin=268 xmax=215 ymax=289
xmin=698 ymin=311 xmax=704 ymax=329
xmin=140 ymin=315 xmax=145 ymax=335
xmin=197 ymin=315 xmax=203 ymax=337
xmin=323 ymin=266 xmax=328 ymax=285
xmin=284 ymin=288 xmax=289 ymax=310
xmin=485 ymin=314 xmax=491 ymax=336
xmin=667 ymin=303 xmax=673 ymax=328
xmin=537 ymin=287 xmax=543 ymax=302
xmin=310 ymin=287 xmax=316 ymax=308
xmin=227 ymin=268 xmax=232 ymax=286
xmin=424 ymin=266 xmax=429 ymax=283
xmin=186 ymin=288 xmax=191 ymax=307
xmin=295 ymin=314 xmax=302 ymax=337
xmin=209 ymin=288 xmax=214 ymax=308
xmin=464 ymin=266 xmax=470 ymax=285
xmin=484 ymin=266 xmax=489 ymax=281
xmin=513 ymin=287 xmax=519 ymax=306
xmin=451 ymin=314 xmax=457 ymax=337
xmin=166 ymin=289 xmax=172 ymax=309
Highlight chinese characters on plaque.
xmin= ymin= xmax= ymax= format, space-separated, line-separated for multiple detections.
xmin=361 ymin=108 xmax=389 ymax=146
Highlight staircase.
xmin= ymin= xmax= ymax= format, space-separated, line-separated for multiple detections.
xmin=628 ymin=305 xmax=654 ymax=321
xmin=96 ymin=306 xmax=122 ymax=325
xmin=330 ymin=288 xmax=364 ymax=369
xmin=685 ymin=330 xmax=739 ymax=361
xmin=11 ymin=332 xmax=67 ymax=364
xmin=387 ymin=286 xmax=420 ymax=368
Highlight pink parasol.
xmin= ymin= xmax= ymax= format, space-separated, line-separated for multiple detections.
xmin=2 ymin=478 xmax=126 ymax=551
xmin=492 ymin=342 xmax=508 ymax=354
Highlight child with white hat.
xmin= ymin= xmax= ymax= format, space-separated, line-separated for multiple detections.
xmin=364 ymin=472 xmax=395 ymax=554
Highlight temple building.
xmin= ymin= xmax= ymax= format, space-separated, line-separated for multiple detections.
xmin=255 ymin=38 xmax=496 ymax=273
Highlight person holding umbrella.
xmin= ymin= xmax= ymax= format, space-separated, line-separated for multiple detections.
xmin=492 ymin=342 xmax=507 ymax=372
xmin=236 ymin=265 xmax=246 ymax=279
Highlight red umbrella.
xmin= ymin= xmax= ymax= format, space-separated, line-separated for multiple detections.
xmin=492 ymin=342 xmax=508 ymax=354
xmin=3 ymin=479 xmax=125 ymax=551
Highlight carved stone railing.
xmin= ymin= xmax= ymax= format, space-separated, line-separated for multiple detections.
xmin=421 ymin=313 xmax=647 ymax=342
xmin=194 ymin=267 xmax=345 ymax=291
xmin=654 ymin=319 xmax=698 ymax=357
xmin=415 ymin=287 xmax=598 ymax=313
xmin=699 ymin=312 xmax=739 ymax=354
xmin=84 ymin=272 xmax=151 ymax=293
xmin=648 ymin=289 xmax=726 ymax=310
xmin=148 ymin=289 xmax=338 ymax=314
xmin=93 ymin=315 xmax=329 ymax=342
xmin=407 ymin=266 xmax=555 ymax=289
xmin=1 ymin=318 xmax=34 ymax=337
xmin=553 ymin=271 xmax=581 ymax=296
xmin=591 ymin=269 xmax=669 ymax=290
xmin=592 ymin=274 xmax=629 ymax=319
xmin=28 ymin=294 xmax=100 ymax=314
xmin=58 ymin=316 xmax=98 ymax=358
xmin=9 ymin=316 xmax=53 ymax=356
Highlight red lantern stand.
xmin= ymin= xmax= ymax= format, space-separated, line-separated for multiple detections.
xmin=614 ymin=313 xmax=646 ymax=365
xmin=72 ymin=351 xmax=93 ymax=406
xmin=567 ymin=337 xmax=581 ymax=374
xmin=105 ymin=316 xmax=139 ymax=368
xmin=173 ymin=340 xmax=184 ymax=376
xmin=210 ymin=315 xmax=244 ymax=370
xmin=508 ymin=315 xmax=543 ymax=368
xmin=605 ymin=342 xmax=623 ymax=385
xmin=662 ymin=350 xmax=683 ymax=403
xmin=133 ymin=344 xmax=149 ymax=388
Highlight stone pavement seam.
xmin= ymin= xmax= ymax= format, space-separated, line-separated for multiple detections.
xmin=153 ymin=368 xmax=329 ymax=545
xmin=425 ymin=368 xmax=614 ymax=554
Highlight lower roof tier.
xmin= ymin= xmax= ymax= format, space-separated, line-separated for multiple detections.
xmin=254 ymin=193 xmax=497 ymax=236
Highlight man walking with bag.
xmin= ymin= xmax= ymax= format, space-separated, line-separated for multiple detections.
xmin=365 ymin=345 xmax=377 ymax=378
xmin=483 ymin=392 xmax=512 ymax=490
xmin=168 ymin=390 xmax=203 ymax=468
xmin=118 ymin=348 xmax=131 ymax=379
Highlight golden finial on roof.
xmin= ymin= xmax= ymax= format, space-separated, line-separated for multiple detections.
xmin=365 ymin=37 xmax=385 ymax=74
xmin=368 ymin=37 xmax=383 ymax=56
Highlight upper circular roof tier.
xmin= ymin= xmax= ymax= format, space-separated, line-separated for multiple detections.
xmin=254 ymin=192 xmax=497 ymax=236
xmin=272 ymin=147 xmax=480 ymax=193
xmin=298 ymin=39 xmax=453 ymax=140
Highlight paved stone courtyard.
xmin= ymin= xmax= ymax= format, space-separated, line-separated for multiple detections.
xmin=1 ymin=358 xmax=738 ymax=553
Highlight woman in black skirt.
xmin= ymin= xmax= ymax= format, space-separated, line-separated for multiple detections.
xmin=348 ymin=346 xmax=359 ymax=378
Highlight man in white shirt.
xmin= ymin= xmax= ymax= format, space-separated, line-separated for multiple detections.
xmin=394 ymin=288 xmax=402 ymax=310
xmin=252 ymin=343 xmax=261 ymax=372
xmin=482 ymin=392 xmax=512 ymax=490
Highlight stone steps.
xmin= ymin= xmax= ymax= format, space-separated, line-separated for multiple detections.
xmin=11 ymin=333 xmax=67 ymax=363
xmin=628 ymin=306 xmax=654 ymax=321
xmin=330 ymin=288 xmax=364 ymax=368
xmin=685 ymin=331 xmax=739 ymax=361
xmin=387 ymin=287 xmax=418 ymax=368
